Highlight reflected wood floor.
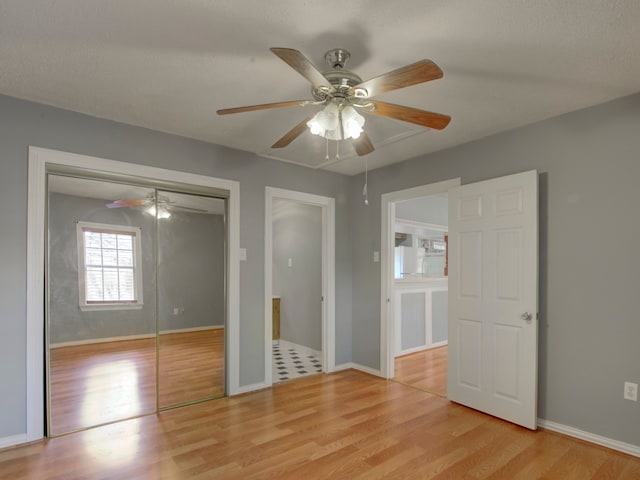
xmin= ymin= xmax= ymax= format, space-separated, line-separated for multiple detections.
xmin=159 ymin=328 xmax=225 ymax=407
xmin=49 ymin=329 xmax=224 ymax=435
xmin=49 ymin=337 xmax=156 ymax=435
xmin=3 ymin=369 xmax=640 ymax=479
xmin=394 ymin=346 xmax=448 ymax=397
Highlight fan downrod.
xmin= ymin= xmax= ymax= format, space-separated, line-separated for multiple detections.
xmin=324 ymin=48 xmax=350 ymax=69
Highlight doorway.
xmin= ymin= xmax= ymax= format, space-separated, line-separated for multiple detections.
xmin=46 ymin=175 xmax=228 ymax=435
xmin=391 ymin=193 xmax=449 ymax=396
xmin=264 ymin=187 xmax=336 ymax=386
xmin=380 ymin=178 xmax=460 ymax=381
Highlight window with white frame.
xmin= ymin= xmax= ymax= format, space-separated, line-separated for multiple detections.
xmin=76 ymin=222 xmax=144 ymax=310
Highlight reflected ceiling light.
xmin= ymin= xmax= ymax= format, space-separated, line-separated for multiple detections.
xmin=306 ymin=103 xmax=365 ymax=141
xmin=145 ymin=205 xmax=171 ymax=219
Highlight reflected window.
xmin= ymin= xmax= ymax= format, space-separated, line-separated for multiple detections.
xmin=77 ymin=222 xmax=143 ymax=310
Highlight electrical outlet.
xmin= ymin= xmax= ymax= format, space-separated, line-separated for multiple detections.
xmin=624 ymin=381 xmax=638 ymax=401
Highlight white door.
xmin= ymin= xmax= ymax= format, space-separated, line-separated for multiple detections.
xmin=447 ymin=170 xmax=538 ymax=429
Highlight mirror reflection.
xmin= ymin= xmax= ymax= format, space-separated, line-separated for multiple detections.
xmin=157 ymin=191 xmax=226 ymax=407
xmin=47 ymin=176 xmax=157 ymax=435
xmin=47 ymin=177 xmax=227 ymax=435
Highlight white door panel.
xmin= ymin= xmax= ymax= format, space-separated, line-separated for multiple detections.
xmin=448 ymin=170 xmax=538 ymax=429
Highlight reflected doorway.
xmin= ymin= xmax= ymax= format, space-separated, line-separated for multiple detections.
xmin=47 ymin=175 xmax=227 ymax=436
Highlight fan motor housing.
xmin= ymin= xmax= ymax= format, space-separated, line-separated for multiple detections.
xmin=312 ymin=48 xmax=365 ymax=101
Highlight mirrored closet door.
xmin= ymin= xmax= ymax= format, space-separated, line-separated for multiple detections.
xmin=47 ymin=176 xmax=227 ymax=435
xmin=157 ymin=191 xmax=226 ymax=408
xmin=47 ymin=176 xmax=158 ymax=435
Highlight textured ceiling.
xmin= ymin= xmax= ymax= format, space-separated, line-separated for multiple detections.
xmin=1 ymin=1 xmax=639 ymax=175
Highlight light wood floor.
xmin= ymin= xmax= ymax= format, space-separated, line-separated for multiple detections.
xmin=49 ymin=329 xmax=224 ymax=435
xmin=394 ymin=346 xmax=448 ymax=397
xmin=5 ymin=369 xmax=640 ymax=479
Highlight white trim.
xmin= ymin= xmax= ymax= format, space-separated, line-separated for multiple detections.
xmin=50 ymin=333 xmax=156 ymax=349
xmin=76 ymin=221 xmax=144 ymax=310
xmin=26 ymin=153 xmax=46 ymax=442
xmin=380 ymin=178 xmax=460 ymax=379
xmin=27 ymin=146 xmax=241 ymax=444
xmin=233 ymin=381 xmax=270 ymax=395
xmin=277 ymin=339 xmax=322 ymax=360
xmin=49 ymin=326 xmax=225 ymax=348
xmin=349 ymin=362 xmax=384 ymax=377
xmin=159 ymin=325 xmax=224 ymax=334
xmin=0 ymin=434 xmax=28 ymax=450
xmin=333 ymin=362 xmax=384 ymax=378
xmin=333 ymin=362 xmax=353 ymax=372
xmin=264 ymin=187 xmax=336 ymax=389
xmin=394 ymin=219 xmax=448 ymax=232
xmin=538 ymin=419 xmax=640 ymax=458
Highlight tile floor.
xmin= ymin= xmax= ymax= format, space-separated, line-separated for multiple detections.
xmin=272 ymin=343 xmax=323 ymax=383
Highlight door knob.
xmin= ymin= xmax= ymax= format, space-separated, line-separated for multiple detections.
xmin=520 ymin=312 xmax=533 ymax=321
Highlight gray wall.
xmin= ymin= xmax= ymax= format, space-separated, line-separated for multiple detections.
xmin=48 ymin=192 xmax=157 ymax=343
xmin=48 ymin=192 xmax=225 ymax=344
xmin=2 ymin=90 xmax=639 ymax=449
xmin=350 ymin=93 xmax=640 ymax=447
xmin=158 ymin=210 xmax=225 ymax=331
xmin=0 ymin=94 xmax=352 ymax=439
xmin=395 ymin=195 xmax=448 ymax=225
xmin=272 ymin=199 xmax=322 ymax=351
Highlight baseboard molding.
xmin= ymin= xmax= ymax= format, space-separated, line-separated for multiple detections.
xmin=50 ymin=333 xmax=155 ymax=349
xmin=278 ymin=339 xmax=321 ymax=360
xmin=232 ymin=381 xmax=269 ymax=396
xmin=538 ymin=418 xmax=640 ymax=458
xmin=334 ymin=362 xmax=384 ymax=378
xmin=159 ymin=325 xmax=224 ymax=334
xmin=0 ymin=433 xmax=27 ymax=450
xmin=50 ymin=326 xmax=224 ymax=348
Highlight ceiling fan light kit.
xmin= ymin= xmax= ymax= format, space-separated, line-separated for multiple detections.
xmin=217 ymin=47 xmax=451 ymax=160
xmin=307 ymin=103 xmax=365 ymax=141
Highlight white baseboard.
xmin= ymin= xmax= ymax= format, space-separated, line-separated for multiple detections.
xmin=334 ymin=362 xmax=384 ymax=378
xmin=50 ymin=333 xmax=155 ymax=349
xmin=50 ymin=326 xmax=224 ymax=348
xmin=333 ymin=362 xmax=352 ymax=372
xmin=538 ymin=418 xmax=640 ymax=458
xmin=231 ymin=381 xmax=269 ymax=396
xmin=0 ymin=433 xmax=28 ymax=450
xmin=159 ymin=325 xmax=224 ymax=334
xmin=278 ymin=339 xmax=321 ymax=360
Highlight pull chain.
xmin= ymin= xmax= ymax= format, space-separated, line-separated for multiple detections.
xmin=363 ymin=157 xmax=369 ymax=205
xmin=325 ymin=138 xmax=329 ymax=161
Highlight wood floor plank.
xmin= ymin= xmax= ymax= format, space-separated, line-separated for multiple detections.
xmin=394 ymin=345 xmax=448 ymax=396
xmin=2 ymin=369 xmax=640 ymax=479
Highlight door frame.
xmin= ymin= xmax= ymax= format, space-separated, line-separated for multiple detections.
xmin=380 ymin=178 xmax=460 ymax=379
xmin=26 ymin=146 xmax=241 ymax=442
xmin=264 ymin=187 xmax=336 ymax=385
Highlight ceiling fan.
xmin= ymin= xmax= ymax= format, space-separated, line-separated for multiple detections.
xmin=217 ymin=47 xmax=451 ymax=157
xmin=106 ymin=193 xmax=207 ymax=218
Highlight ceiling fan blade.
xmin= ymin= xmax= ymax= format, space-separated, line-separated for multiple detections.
xmin=355 ymin=60 xmax=443 ymax=97
xmin=217 ymin=100 xmax=309 ymax=115
xmin=270 ymin=48 xmax=332 ymax=90
xmin=352 ymin=132 xmax=375 ymax=156
xmin=368 ymin=101 xmax=451 ymax=130
xmin=106 ymin=199 xmax=148 ymax=208
xmin=271 ymin=116 xmax=313 ymax=149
